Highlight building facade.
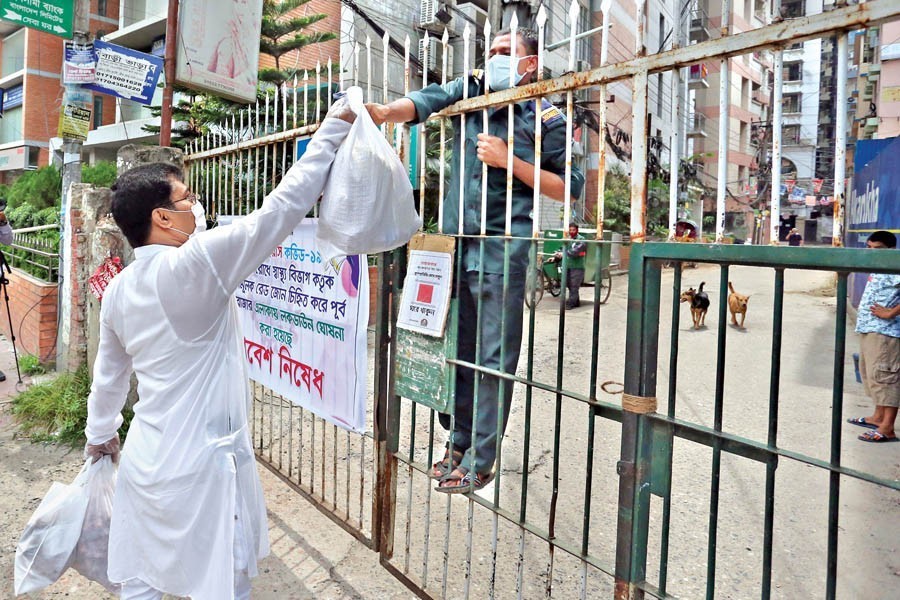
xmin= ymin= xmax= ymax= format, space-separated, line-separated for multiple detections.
xmin=0 ymin=0 xmax=119 ymax=183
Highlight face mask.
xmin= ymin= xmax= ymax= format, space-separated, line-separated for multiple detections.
xmin=162 ymin=201 xmax=207 ymax=240
xmin=486 ymin=54 xmax=534 ymax=91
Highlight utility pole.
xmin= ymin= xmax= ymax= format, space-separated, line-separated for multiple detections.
xmin=159 ymin=0 xmax=180 ymax=146
xmin=57 ymin=0 xmax=92 ymax=370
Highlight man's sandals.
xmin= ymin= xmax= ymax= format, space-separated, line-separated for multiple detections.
xmin=430 ymin=448 xmax=464 ymax=479
xmin=435 ymin=467 xmax=495 ymax=494
xmin=858 ymin=430 xmax=899 ymax=443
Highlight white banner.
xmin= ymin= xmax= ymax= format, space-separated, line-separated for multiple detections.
xmin=237 ymin=221 xmax=368 ymax=432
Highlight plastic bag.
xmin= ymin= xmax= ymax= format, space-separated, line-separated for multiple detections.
xmin=318 ymin=86 xmax=421 ymax=262
xmin=70 ymin=455 xmax=120 ymax=593
xmin=14 ymin=456 xmax=120 ymax=595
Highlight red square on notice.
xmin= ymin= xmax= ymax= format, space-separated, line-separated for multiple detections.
xmin=416 ymin=283 xmax=434 ymax=304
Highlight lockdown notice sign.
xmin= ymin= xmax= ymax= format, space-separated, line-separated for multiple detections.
xmin=0 ymin=0 xmax=74 ymax=39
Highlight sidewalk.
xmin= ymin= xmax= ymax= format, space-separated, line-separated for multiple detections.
xmin=0 ymin=334 xmax=414 ymax=599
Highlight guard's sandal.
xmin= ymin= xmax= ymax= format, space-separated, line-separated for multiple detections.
xmin=435 ymin=468 xmax=495 ymax=494
xmin=858 ymin=430 xmax=899 ymax=443
xmin=847 ymin=417 xmax=879 ymax=429
xmin=430 ymin=448 xmax=464 ymax=480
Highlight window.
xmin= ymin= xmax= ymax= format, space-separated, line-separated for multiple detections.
xmin=783 ymin=61 xmax=802 ymax=82
xmin=783 ymin=92 xmax=802 ymax=113
xmin=782 ymin=0 xmax=803 ymax=18
xmin=0 ymin=106 xmax=22 ymax=144
xmin=783 ymin=124 xmax=801 ymax=144
xmin=93 ymin=96 xmax=104 ymax=129
xmin=656 ymin=72 xmax=664 ymax=117
xmin=98 ymin=0 xmax=108 ymax=16
xmin=658 ymin=14 xmax=666 ymax=52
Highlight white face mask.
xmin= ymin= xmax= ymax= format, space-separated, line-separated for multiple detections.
xmin=486 ymin=54 xmax=535 ymax=91
xmin=162 ymin=201 xmax=207 ymax=240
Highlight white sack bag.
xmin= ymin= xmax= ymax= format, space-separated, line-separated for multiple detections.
xmin=14 ymin=459 xmax=92 ymax=595
xmin=318 ymin=86 xmax=421 ymax=262
xmin=69 ymin=455 xmax=120 ymax=594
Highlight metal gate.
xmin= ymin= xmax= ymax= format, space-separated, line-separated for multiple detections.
xmin=184 ymin=1 xmax=900 ymax=597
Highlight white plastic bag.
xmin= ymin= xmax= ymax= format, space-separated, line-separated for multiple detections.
xmin=318 ymin=86 xmax=421 ymax=262
xmin=70 ymin=455 xmax=120 ymax=594
xmin=14 ymin=456 xmax=120 ymax=595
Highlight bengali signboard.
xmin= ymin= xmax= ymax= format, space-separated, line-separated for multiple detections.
xmin=237 ymin=221 xmax=368 ymax=432
xmin=58 ymin=103 xmax=91 ymax=140
xmin=84 ymin=40 xmax=163 ymax=105
xmin=0 ymin=0 xmax=73 ymax=38
xmin=63 ymin=41 xmax=95 ymax=84
xmin=175 ymin=0 xmax=263 ymax=103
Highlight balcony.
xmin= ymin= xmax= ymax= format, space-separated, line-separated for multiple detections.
xmin=689 ymin=9 xmax=710 ymax=43
xmin=753 ymin=88 xmax=770 ymax=105
xmin=688 ymin=63 xmax=709 ymax=89
xmin=686 ymin=113 xmax=708 ymax=139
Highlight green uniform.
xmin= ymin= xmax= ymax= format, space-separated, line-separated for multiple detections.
xmin=407 ymin=70 xmax=585 ymax=275
xmin=405 ymin=73 xmax=585 ymax=475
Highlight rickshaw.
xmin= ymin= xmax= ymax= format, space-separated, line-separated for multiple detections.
xmin=525 ymin=229 xmax=613 ymax=308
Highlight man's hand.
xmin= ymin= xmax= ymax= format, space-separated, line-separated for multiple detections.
xmin=476 ymin=133 xmax=509 ymax=169
xmin=85 ymin=433 xmax=120 ymax=464
xmin=0 ymin=210 xmax=7 ymax=225
xmin=871 ymin=303 xmax=900 ymax=320
xmin=365 ymin=103 xmax=389 ymax=126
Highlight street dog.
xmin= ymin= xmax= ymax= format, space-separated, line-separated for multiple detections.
xmin=680 ymin=282 xmax=710 ymax=329
xmin=727 ymin=281 xmax=750 ymax=328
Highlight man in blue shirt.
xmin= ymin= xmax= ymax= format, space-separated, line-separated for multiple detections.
xmin=848 ymin=230 xmax=900 ymax=443
xmin=368 ymin=28 xmax=585 ymax=491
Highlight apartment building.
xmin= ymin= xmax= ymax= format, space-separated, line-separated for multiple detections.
xmin=685 ymin=0 xmax=770 ymax=241
xmin=0 ymin=0 xmax=119 ymax=183
xmin=850 ymin=20 xmax=900 ymax=141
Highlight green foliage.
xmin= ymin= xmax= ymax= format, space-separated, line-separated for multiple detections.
xmin=82 ymin=161 xmax=118 ymax=188
xmin=6 ymin=203 xmax=59 ymax=229
xmin=11 ymin=364 xmax=133 ymax=447
xmin=6 ymin=166 xmax=62 ymax=211
xmin=601 ymin=165 xmax=670 ymax=237
xmin=19 ymin=355 xmax=46 ymax=376
xmin=260 ymin=0 xmax=337 ymax=86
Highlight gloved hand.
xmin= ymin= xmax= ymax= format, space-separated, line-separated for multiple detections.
xmin=85 ymin=433 xmax=120 ymax=464
xmin=325 ymin=93 xmax=356 ymax=124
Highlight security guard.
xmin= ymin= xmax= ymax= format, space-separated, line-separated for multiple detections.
xmin=368 ymin=27 xmax=584 ymax=493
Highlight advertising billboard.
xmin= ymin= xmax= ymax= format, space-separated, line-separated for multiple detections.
xmin=175 ymin=0 xmax=263 ymax=103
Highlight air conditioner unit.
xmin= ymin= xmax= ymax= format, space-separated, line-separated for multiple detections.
xmin=420 ymin=0 xmax=451 ymax=33
xmin=455 ymin=2 xmax=488 ymax=33
xmin=419 ymin=37 xmax=454 ymax=77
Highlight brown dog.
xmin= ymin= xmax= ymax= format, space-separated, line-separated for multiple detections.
xmin=727 ymin=281 xmax=750 ymax=328
xmin=680 ymin=282 xmax=710 ymax=329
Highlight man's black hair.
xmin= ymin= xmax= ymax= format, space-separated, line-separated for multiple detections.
xmin=569 ymin=222 xmax=580 ymax=231
xmin=111 ymin=162 xmax=183 ymax=248
xmin=495 ymin=27 xmax=539 ymax=56
xmin=868 ymin=230 xmax=897 ymax=248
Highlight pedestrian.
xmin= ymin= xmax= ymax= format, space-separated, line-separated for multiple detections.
xmin=366 ymin=28 xmax=584 ymax=492
xmin=788 ymin=227 xmax=803 ymax=246
xmin=562 ymin=222 xmax=586 ymax=310
xmin=83 ymin=105 xmax=354 ymax=599
xmin=847 ymin=230 xmax=900 ymax=443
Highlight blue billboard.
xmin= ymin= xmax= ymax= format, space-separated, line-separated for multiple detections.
xmin=847 ymin=137 xmax=900 ymax=306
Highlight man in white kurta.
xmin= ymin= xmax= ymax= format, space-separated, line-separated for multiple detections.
xmin=84 ymin=116 xmax=352 ymax=599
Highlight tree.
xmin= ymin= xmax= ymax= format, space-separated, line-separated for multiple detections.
xmin=259 ymin=0 xmax=337 ymax=86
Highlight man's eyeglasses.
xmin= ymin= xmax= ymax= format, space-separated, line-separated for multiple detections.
xmin=169 ymin=191 xmax=199 ymax=208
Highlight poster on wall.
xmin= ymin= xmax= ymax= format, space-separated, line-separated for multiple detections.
xmin=175 ymin=0 xmax=263 ymax=103
xmin=84 ymin=40 xmax=163 ymax=105
xmin=236 ymin=221 xmax=368 ymax=432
